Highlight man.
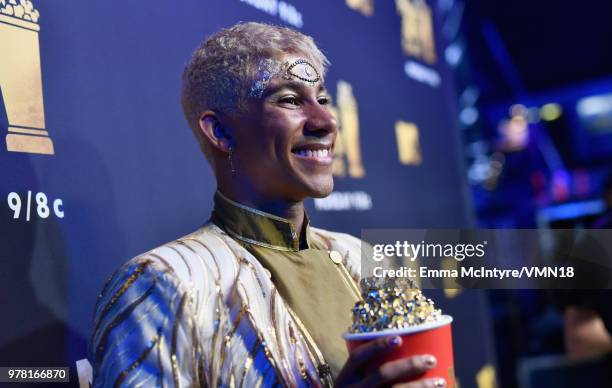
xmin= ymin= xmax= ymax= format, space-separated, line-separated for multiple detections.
xmin=89 ymin=22 xmax=444 ymax=387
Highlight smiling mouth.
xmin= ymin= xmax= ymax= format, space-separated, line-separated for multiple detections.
xmin=291 ymin=146 xmax=333 ymax=165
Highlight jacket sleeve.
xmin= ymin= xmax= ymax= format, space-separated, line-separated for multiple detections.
xmin=88 ymin=257 xmax=203 ymax=388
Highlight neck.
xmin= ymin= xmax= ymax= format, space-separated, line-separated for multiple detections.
xmin=217 ymin=185 xmax=306 ymax=234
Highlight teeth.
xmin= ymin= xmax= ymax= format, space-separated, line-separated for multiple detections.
xmin=294 ymin=148 xmax=331 ymax=158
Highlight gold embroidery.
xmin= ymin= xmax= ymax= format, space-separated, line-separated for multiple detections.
xmin=93 ymin=260 xmax=151 ymax=338
xmin=113 ymin=334 xmax=160 ymax=388
xmin=168 ymin=244 xmax=193 ymax=279
xmin=269 ymin=288 xmax=294 ymax=384
xmin=238 ymin=305 xmax=288 ymax=388
xmin=147 ymin=252 xmax=174 ymax=272
xmin=284 ymin=304 xmax=332 ymax=387
xmin=171 ymin=292 xmax=189 ymax=388
xmin=95 ymin=279 xmax=159 ymax=363
xmin=191 ymin=316 xmax=200 ymax=388
xmin=238 ymin=341 xmax=257 ymax=388
xmin=217 ymin=304 xmax=248 ymax=383
xmin=176 ymin=240 xmax=210 ymax=313
xmin=239 ymin=258 xmax=267 ymax=298
xmin=183 ymin=237 xmax=224 ymax=285
xmin=157 ymin=330 xmax=166 ymax=388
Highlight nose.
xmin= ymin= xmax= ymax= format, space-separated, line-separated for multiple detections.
xmin=304 ymin=102 xmax=338 ymax=137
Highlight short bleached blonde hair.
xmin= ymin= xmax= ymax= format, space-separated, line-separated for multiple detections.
xmin=181 ymin=22 xmax=330 ymax=158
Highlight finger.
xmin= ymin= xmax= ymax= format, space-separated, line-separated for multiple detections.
xmin=341 ymin=336 xmax=402 ymax=376
xmin=363 ymin=355 xmax=437 ymax=388
xmin=393 ymin=377 xmax=446 ymax=388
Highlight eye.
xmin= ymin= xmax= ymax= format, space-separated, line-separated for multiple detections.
xmin=317 ymin=96 xmax=331 ymax=105
xmin=280 ymin=96 xmax=299 ymax=105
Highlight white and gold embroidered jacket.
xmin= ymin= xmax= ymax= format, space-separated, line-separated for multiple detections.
xmin=89 ymin=223 xmax=362 ymax=387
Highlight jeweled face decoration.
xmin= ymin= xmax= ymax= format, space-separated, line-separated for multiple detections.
xmin=281 ymin=58 xmax=321 ymax=84
xmin=248 ymin=58 xmax=321 ymax=99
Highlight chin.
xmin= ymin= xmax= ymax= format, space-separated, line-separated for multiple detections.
xmin=305 ymin=178 xmax=334 ymax=198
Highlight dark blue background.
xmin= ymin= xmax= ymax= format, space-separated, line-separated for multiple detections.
xmin=1 ymin=1 xmax=496 ymax=386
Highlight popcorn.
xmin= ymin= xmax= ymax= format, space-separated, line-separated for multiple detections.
xmin=0 ymin=0 xmax=40 ymax=23
xmin=349 ymin=277 xmax=442 ymax=333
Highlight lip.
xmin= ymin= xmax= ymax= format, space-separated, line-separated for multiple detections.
xmin=292 ymin=151 xmax=333 ymax=166
xmin=291 ymin=143 xmax=334 ymax=166
xmin=291 ymin=142 xmax=333 ymax=152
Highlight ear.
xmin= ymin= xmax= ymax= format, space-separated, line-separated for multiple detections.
xmin=198 ymin=111 xmax=233 ymax=153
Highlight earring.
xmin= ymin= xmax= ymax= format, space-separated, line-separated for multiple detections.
xmin=228 ymin=146 xmax=236 ymax=174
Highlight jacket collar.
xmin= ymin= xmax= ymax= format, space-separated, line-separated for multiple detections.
xmin=212 ymin=191 xmax=311 ymax=251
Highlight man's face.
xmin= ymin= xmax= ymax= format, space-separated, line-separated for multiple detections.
xmin=227 ymin=56 xmax=338 ymax=202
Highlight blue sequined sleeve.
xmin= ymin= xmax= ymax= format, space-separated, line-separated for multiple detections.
xmin=89 ymin=258 xmax=203 ymax=387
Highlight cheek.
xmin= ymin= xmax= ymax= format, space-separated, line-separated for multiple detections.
xmin=261 ymin=114 xmax=304 ymax=158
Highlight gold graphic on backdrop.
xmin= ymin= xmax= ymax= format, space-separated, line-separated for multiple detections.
xmin=396 ymin=0 xmax=436 ymax=64
xmin=331 ymin=80 xmax=365 ymax=178
xmin=345 ymin=0 xmax=374 ymax=16
xmin=476 ymin=364 xmax=497 ymax=388
xmin=395 ymin=121 xmax=422 ymax=165
xmin=0 ymin=0 xmax=54 ymax=155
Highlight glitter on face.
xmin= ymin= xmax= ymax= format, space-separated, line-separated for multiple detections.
xmin=248 ymin=57 xmax=322 ymax=99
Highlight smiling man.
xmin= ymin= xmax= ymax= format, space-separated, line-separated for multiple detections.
xmin=89 ymin=22 xmax=444 ymax=387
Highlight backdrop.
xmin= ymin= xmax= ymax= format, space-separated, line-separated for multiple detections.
xmin=0 ymin=0 xmax=496 ymax=386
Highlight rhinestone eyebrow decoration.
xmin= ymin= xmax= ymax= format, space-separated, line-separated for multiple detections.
xmin=282 ymin=58 xmax=321 ymax=85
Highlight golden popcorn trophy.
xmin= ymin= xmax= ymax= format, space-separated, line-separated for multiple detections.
xmin=0 ymin=0 xmax=55 ymax=155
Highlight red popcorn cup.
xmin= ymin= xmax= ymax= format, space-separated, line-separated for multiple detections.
xmin=343 ymin=315 xmax=455 ymax=386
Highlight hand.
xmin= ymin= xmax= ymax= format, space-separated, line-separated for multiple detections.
xmin=335 ymin=336 xmax=446 ymax=388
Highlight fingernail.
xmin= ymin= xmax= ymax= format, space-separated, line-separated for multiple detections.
xmin=388 ymin=336 xmax=401 ymax=347
xmin=429 ymin=377 xmax=446 ymax=388
xmin=423 ymin=355 xmax=436 ymax=367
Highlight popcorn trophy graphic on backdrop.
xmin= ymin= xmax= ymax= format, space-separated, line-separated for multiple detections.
xmin=396 ymin=0 xmax=436 ymax=65
xmin=331 ymin=80 xmax=366 ymax=179
xmin=0 ymin=0 xmax=55 ymax=155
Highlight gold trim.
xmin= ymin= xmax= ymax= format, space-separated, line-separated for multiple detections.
xmin=157 ymin=327 xmax=166 ymax=388
xmin=284 ymin=304 xmax=333 ymax=387
xmin=190 ymin=316 xmax=200 ymax=388
xmin=0 ymin=14 xmax=39 ymax=31
xmin=239 ymin=258 xmax=267 ymax=298
xmin=217 ymin=305 xmax=248 ymax=386
xmin=338 ymin=253 xmax=361 ymax=297
xmin=216 ymin=191 xmax=295 ymax=224
xmin=242 ymin=307 xmax=289 ymax=388
xmin=241 ymin=261 xmax=294 ymax=384
xmin=171 ymin=292 xmax=189 ymax=388
xmin=147 ymin=253 xmax=174 ymax=273
xmin=238 ymin=348 xmax=255 ymax=387
xmin=93 ymin=260 xmax=151 ymax=336
xmin=168 ymin=244 xmax=193 ymax=279
xmin=113 ymin=334 xmax=160 ymax=387
xmin=269 ymin=289 xmax=294 ymax=384
xmin=95 ymin=279 xmax=159 ymax=363
xmin=176 ymin=241 xmax=208 ymax=313
xmin=224 ymin=226 xmax=298 ymax=252
xmin=186 ymin=236 xmax=225 ymax=383
xmin=183 ymin=237 xmax=224 ymax=284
